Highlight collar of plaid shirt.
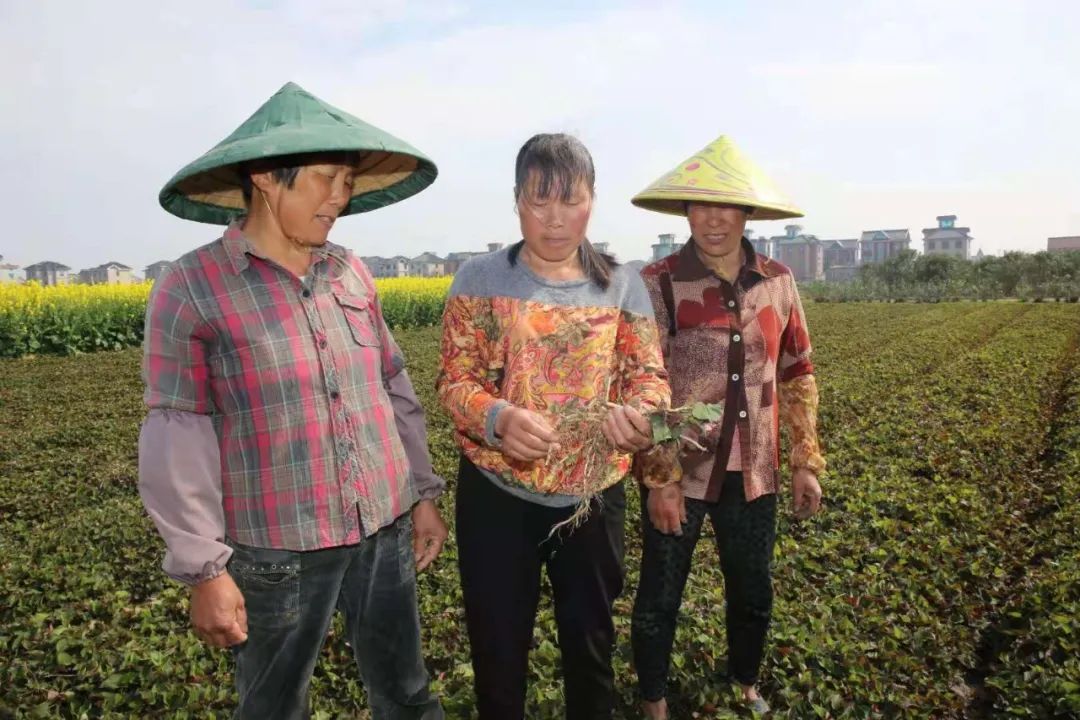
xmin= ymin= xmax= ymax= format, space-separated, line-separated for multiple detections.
xmin=221 ymin=219 xmax=350 ymax=275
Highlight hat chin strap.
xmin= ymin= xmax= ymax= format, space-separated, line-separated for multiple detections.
xmin=259 ymin=188 xmax=312 ymax=254
xmin=257 ymin=186 xmax=366 ymax=290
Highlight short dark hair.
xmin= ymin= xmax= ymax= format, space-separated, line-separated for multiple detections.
xmin=510 ymin=133 xmax=616 ymax=289
xmin=239 ymin=150 xmax=364 ymax=206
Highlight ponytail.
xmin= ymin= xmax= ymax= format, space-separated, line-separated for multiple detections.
xmin=579 ymin=239 xmax=617 ymax=290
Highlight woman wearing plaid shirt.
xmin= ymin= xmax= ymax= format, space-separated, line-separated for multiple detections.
xmin=138 ymin=82 xmax=446 ymax=720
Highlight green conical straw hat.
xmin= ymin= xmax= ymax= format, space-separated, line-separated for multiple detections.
xmin=631 ymin=135 xmax=803 ymax=221
xmin=160 ymin=82 xmax=438 ymax=224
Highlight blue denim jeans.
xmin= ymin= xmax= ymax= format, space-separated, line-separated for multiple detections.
xmin=227 ymin=512 xmax=443 ymax=720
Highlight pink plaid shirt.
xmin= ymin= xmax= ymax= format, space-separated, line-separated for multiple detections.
xmin=139 ymin=222 xmax=441 ymax=582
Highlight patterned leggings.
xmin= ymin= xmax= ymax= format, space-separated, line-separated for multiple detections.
xmin=631 ymin=472 xmax=777 ymax=700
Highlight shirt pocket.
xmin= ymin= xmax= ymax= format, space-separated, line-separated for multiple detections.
xmin=332 ymin=291 xmax=380 ymax=348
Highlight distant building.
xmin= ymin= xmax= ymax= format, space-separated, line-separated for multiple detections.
xmin=859 ymin=229 xmax=912 ymax=264
xmin=651 ymin=233 xmax=683 ymax=261
xmin=364 ymin=246 xmax=512 ymax=277
xmin=79 ymin=261 xmax=135 ymax=285
xmin=24 ymin=261 xmax=72 ymax=286
xmin=749 ymin=233 xmax=773 ymax=259
xmin=823 ymin=239 xmax=859 ymax=267
xmin=770 ymin=225 xmax=824 ymax=282
xmin=365 ymin=242 xmax=584 ymax=277
xmin=409 ymin=252 xmax=446 ymax=277
xmin=922 ymin=215 xmax=973 ymax=259
xmin=444 ymin=251 xmax=482 ymax=275
xmin=1048 ymin=236 xmax=1080 ymax=253
xmin=822 ymin=239 xmax=860 ymax=282
xmin=362 ymin=256 xmax=410 ymax=278
xmin=0 ymin=255 xmax=22 ymax=283
xmin=145 ymin=261 xmax=171 ymax=283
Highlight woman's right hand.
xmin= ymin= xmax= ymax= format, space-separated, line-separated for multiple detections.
xmin=190 ymin=572 xmax=248 ymax=648
xmin=495 ymin=406 xmax=558 ymax=462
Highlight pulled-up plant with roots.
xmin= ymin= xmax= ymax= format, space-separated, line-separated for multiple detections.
xmin=544 ymin=400 xmax=725 ymax=537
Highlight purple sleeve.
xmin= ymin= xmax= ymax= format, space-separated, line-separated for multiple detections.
xmin=384 ymin=369 xmax=447 ymax=501
xmin=137 ymin=409 xmax=231 ymax=585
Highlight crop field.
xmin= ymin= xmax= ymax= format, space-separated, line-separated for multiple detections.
xmin=0 ymin=277 xmax=452 ymax=358
xmin=2 ymin=301 xmax=1079 ymax=718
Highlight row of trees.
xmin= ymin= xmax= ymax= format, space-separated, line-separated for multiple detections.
xmin=804 ymin=250 xmax=1080 ymax=302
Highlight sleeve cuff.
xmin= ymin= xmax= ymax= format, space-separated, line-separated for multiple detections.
xmin=414 ymin=471 xmax=447 ymax=501
xmin=163 ymin=543 xmax=233 ymax=586
xmin=485 ymin=400 xmax=511 ymax=447
xmin=791 ymin=442 xmax=827 ymax=474
xmin=417 ymin=485 xmax=443 ymax=501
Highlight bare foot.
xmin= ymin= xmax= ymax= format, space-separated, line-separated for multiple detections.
xmin=642 ymin=698 xmax=669 ymax=719
xmin=740 ymin=684 xmax=760 ymax=702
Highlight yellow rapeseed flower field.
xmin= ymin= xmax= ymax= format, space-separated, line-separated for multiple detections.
xmin=0 ymin=276 xmax=452 ymax=357
xmin=0 ymin=280 xmax=152 ymax=314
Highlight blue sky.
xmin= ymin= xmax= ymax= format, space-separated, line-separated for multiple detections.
xmin=2 ymin=0 xmax=1078 ymax=272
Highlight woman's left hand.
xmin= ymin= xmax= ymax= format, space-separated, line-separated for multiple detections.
xmin=602 ymin=404 xmax=653 ymax=452
xmin=791 ymin=468 xmax=823 ymax=520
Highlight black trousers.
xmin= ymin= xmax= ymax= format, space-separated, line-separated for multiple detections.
xmin=631 ymin=472 xmax=777 ymax=700
xmin=455 ymin=455 xmax=626 ymax=720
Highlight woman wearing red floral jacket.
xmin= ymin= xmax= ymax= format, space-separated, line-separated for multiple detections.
xmin=630 ymin=135 xmax=826 ymax=717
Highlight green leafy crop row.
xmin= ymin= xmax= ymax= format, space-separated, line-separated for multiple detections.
xmin=2 ymin=305 xmax=1079 ymax=718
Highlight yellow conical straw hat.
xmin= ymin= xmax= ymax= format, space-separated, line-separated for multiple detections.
xmin=631 ymin=135 xmax=803 ymax=220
